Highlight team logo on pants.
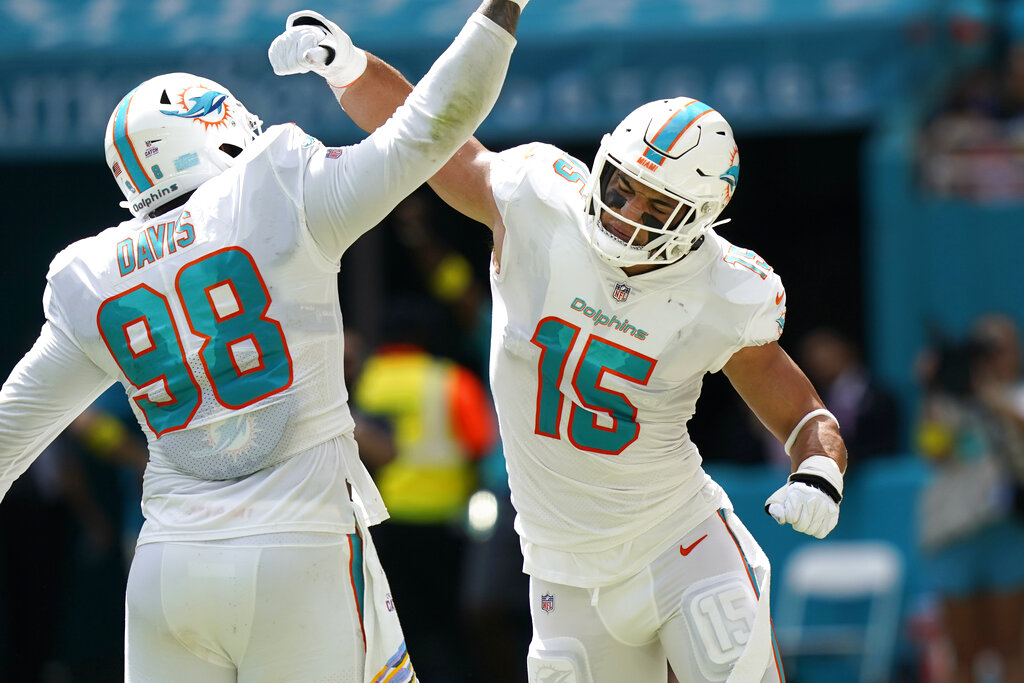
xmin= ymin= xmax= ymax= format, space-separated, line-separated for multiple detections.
xmin=541 ymin=593 xmax=555 ymax=613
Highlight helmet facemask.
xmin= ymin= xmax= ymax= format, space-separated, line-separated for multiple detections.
xmin=587 ymin=153 xmax=708 ymax=266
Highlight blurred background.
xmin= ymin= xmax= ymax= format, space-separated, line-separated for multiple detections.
xmin=3 ymin=0 xmax=1024 ymax=681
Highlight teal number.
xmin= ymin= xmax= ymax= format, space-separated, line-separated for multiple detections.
xmin=98 ymin=247 xmax=291 ymax=433
xmin=568 ymin=336 xmax=655 ymax=454
xmin=98 ymin=285 xmax=201 ymax=436
xmin=176 ymin=248 xmax=292 ymax=408
xmin=723 ymin=246 xmax=772 ymax=280
xmin=553 ymin=158 xmax=587 ymax=195
xmin=531 ymin=317 xmax=581 ymax=438
xmin=151 ymin=165 xmax=163 ymax=179
xmin=530 ymin=317 xmax=656 ymax=454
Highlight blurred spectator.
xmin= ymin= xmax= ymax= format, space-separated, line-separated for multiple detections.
xmin=719 ymin=327 xmax=901 ymax=468
xmin=915 ymin=313 xmax=1024 ymax=683
xmin=798 ymin=327 xmax=903 ymax=462
xmin=917 ymin=7 xmax=1024 ymax=202
xmin=391 ymin=193 xmax=532 ymax=682
xmin=343 ymin=329 xmax=397 ymax=475
xmin=352 ymin=294 xmax=496 ymax=682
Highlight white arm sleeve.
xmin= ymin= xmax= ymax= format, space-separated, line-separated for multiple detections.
xmin=303 ymin=12 xmax=516 ymax=260
xmin=0 ymin=321 xmax=115 ymax=502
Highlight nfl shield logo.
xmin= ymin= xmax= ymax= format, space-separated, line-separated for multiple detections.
xmin=541 ymin=593 xmax=555 ymax=613
xmin=613 ymin=283 xmax=630 ymax=302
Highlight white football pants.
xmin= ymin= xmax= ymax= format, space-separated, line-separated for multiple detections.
xmin=125 ymin=536 xmax=368 ymax=682
xmin=528 ymin=508 xmax=784 ymax=683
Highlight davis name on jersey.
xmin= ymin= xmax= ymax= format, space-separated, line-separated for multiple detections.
xmin=488 ymin=143 xmax=786 ymax=586
xmin=44 ymin=124 xmax=354 ymax=482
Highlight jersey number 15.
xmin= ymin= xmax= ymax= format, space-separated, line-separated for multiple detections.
xmin=532 ymin=317 xmax=656 ymax=455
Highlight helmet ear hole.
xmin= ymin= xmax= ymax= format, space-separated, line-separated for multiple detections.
xmin=220 ymin=143 xmax=243 ymax=158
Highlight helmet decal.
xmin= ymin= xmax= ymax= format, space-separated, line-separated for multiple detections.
xmin=641 ymin=99 xmax=714 ymax=168
xmin=721 ymin=148 xmax=740 ymax=200
xmin=161 ymin=86 xmax=231 ymax=130
xmin=110 ymin=87 xmax=154 ymax=195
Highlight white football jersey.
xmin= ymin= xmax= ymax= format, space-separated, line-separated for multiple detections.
xmin=0 ymin=14 xmax=520 ymax=545
xmin=489 ymin=143 xmax=787 ymax=587
xmin=34 ymin=124 xmax=396 ymax=542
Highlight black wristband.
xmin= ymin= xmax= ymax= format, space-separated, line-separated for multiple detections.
xmin=788 ymin=472 xmax=842 ymax=504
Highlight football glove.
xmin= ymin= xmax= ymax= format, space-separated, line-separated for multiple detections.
xmin=765 ymin=455 xmax=843 ymax=539
xmin=268 ymin=10 xmax=367 ymax=88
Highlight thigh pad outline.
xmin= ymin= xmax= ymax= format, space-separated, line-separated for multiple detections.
xmin=527 ymin=636 xmax=594 ymax=683
xmin=679 ymin=571 xmax=758 ymax=682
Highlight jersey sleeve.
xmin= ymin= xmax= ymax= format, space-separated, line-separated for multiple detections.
xmin=490 ymin=143 xmax=589 ymax=220
xmin=490 ymin=143 xmax=542 ymax=215
xmin=0 ymin=285 xmax=115 ymax=502
xmin=704 ymin=240 xmax=788 ymax=372
xmin=489 ymin=143 xmax=590 ymax=281
xmin=742 ymin=269 xmax=786 ymax=348
xmin=301 ymin=13 xmax=517 ymax=262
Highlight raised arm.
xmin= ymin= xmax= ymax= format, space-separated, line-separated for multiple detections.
xmin=343 ymin=56 xmax=501 ymax=229
xmin=269 ymin=3 xmax=511 ymax=231
xmin=723 ymin=340 xmax=848 ymax=538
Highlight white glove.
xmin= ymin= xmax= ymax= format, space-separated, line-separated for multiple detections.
xmin=268 ymin=10 xmax=367 ymax=88
xmin=765 ymin=455 xmax=843 ymax=539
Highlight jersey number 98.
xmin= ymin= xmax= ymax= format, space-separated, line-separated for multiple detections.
xmin=97 ymin=247 xmax=292 ymax=436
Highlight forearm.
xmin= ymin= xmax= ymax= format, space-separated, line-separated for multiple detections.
xmin=304 ymin=11 xmax=515 ymax=248
xmin=724 ymin=341 xmax=847 ymax=473
xmin=785 ymin=413 xmax=848 ymax=474
xmin=340 ymin=55 xmax=413 ymax=133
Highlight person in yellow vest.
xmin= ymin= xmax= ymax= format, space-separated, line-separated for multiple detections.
xmin=353 ymin=294 xmax=496 ymax=681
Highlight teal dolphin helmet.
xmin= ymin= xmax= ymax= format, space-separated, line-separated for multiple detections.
xmin=104 ymin=72 xmax=263 ymax=218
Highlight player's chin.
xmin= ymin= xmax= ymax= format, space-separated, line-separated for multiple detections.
xmin=601 ymin=219 xmax=636 ymax=245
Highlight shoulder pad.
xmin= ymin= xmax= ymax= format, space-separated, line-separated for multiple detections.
xmin=492 ymin=143 xmax=591 ymax=210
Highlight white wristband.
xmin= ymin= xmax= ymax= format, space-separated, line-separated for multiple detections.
xmin=509 ymin=0 xmax=530 ymax=8
xmin=324 ymin=46 xmax=367 ymax=90
xmin=784 ymin=408 xmax=838 ymax=456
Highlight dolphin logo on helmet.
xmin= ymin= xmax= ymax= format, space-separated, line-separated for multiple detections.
xmin=161 ymin=90 xmax=229 ymax=120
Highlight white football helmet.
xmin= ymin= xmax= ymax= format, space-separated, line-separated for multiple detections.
xmin=582 ymin=97 xmax=739 ymax=267
xmin=104 ymin=73 xmax=263 ymax=219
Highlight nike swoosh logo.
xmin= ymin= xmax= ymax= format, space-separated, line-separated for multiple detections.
xmin=679 ymin=534 xmax=708 ymax=556
xmin=775 ymin=291 xmax=784 ymax=305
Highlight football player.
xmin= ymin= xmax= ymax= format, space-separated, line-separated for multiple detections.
xmin=273 ymin=13 xmax=850 ymax=683
xmin=0 ymin=2 xmax=526 ymax=681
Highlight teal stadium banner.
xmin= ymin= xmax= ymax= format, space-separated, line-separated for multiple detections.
xmin=0 ymin=0 xmax=952 ymax=158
